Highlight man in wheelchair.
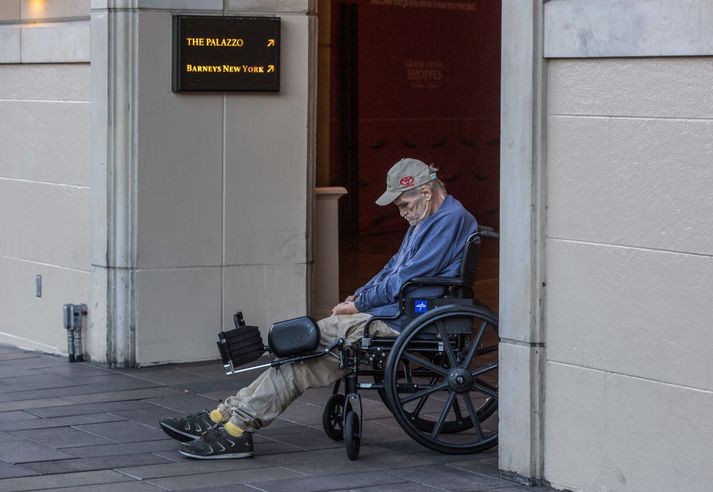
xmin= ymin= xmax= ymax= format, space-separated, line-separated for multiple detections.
xmin=160 ymin=158 xmax=478 ymax=459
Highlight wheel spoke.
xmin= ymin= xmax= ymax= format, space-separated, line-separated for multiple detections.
xmin=435 ymin=320 xmax=457 ymax=367
xmin=410 ymin=376 xmax=438 ymax=418
xmin=471 ymin=382 xmax=498 ymax=399
xmin=471 ymin=362 xmax=498 ymax=378
xmin=451 ymin=396 xmax=464 ymax=423
xmin=430 ymin=391 xmax=456 ymax=439
xmin=400 ymin=381 xmax=449 ymax=404
xmin=461 ymin=320 xmax=489 ymax=368
xmin=402 ymin=352 xmax=449 ymax=377
xmin=462 ymin=392 xmax=485 ymax=441
xmin=404 ymin=360 xmax=413 ymax=383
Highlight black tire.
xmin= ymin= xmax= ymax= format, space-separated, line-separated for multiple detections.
xmin=385 ymin=304 xmax=499 ymax=454
xmin=344 ymin=410 xmax=361 ymax=460
xmin=322 ymin=394 xmax=346 ymax=441
xmin=373 ymin=362 xmax=476 ymax=434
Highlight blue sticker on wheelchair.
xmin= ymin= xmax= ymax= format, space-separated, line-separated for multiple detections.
xmin=414 ymin=300 xmax=429 ymax=313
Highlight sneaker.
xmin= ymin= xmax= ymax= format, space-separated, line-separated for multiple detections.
xmin=159 ymin=410 xmax=217 ymax=442
xmin=178 ymin=425 xmax=254 ymax=459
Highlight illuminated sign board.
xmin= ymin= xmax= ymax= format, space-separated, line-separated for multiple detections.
xmin=172 ymin=16 xmax=280 ymax=92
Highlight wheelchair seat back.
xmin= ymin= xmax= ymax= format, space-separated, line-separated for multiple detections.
xmin=403 ymin=231 xmax=481 ymax=332
xmin=458 ymin=231 xmax=481 ymax=292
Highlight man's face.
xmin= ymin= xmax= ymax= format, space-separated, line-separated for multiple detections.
xmin=393 ymin=189 xmax=429 ymax=226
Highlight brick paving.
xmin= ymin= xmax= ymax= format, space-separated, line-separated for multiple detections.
xmin=0 ymin=344 xmax=551 ymax=491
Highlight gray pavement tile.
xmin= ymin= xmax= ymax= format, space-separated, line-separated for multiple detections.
xmin=62 ymin=386 xmax=183 ymax=404
xmin=115 ymin=366 xmax=212 ymax=386
xmin=179 ymin=485 xmax=257 ymax=492
xmin=74 ymin=420 xmax=167 ymax=443
xmin=0 ymin=380 xmax=164 ymax=403
xmin=169 ymin=360 xmax=236 ymax=379
xmin=247 ymin=471 xmax=408 ymax=492
xmin=20 ymin=453 xmax=175 ymax=475
xmin=257 ymin=429 xmax=343 ymax=452
xmin=34 ymin=363 xmax=116 ymax=379
xmin=62 ymin=438 xmax=179 ymax=458
xmin=0 ymin=374 xmax=160 ymax=400
xmin=0 ymin=357 xmax=65 ymax=373
xmin=0 ymin=399 xmax=75 ymax=414
xmin=0 ymin=462 xmax=38 ymax=480
xmin=390 ymin=464 xmax=515 ymax=491
xmin=259 ymin=444 xmax=437 ymax=475
xmin=42 ymin=481 xmax=162 ymax=492
xmin=174 ymin=380 xmax=245 ymax=395
xmin=26 ymin=400 xmax=150 ymax=419
xmin=275 ymin=401 xmax=324 ymax=427
xmin=66 ymin=373 xmax=159 ymax=388
xmin=0 ymin=352 xmax=42 ymax=361
xmin=10 ymin=426 xmax=115 ymax=449
xmin=0 ymin=470 xmax=132 ymax=492
xmin=0 ymin=413 xmax=127 ymax=432
xmin=0 ymin=346 xmax=25 ymax=354
xmin=445 ymin=454 xmax=501 ymax=478
xmin=145 ymin=393 xmax=221 ymax=413
xmin=109 ymin=405 xmax=182 ymax=428
xmin=116 ymin=457 xmax=269 ymax=479
xmin=334 ymin=483 xmax=442 ymax=492
xmin=0 ymin=439 xmax=74 ymax=464
xmin=0 ymin=374 xmax=87 ymax=395
xmin=251 ymin=439 xmax=304 ymax=456
xmin=0 ymin=412 xmax=38 ymax=423
xmin=144 ymin=466 xmax=302 ymax=490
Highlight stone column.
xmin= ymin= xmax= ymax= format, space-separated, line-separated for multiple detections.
xmin=89 ymin=0 xmax=316 ymax=366
xmin=498 ymin=0 xmax=546 ymax=483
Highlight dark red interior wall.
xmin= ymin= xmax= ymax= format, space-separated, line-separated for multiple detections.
xmin=331 ymin=0 xmax=501 ymax=236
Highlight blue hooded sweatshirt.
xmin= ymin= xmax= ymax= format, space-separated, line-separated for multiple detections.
xmin=353 ymin=195 xmax=477 ymax=330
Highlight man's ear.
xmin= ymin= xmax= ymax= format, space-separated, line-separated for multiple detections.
xmin=421 ymin=186 xmax=432 ymax=201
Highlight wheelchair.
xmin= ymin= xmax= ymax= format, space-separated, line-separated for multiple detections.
xmin=217 ymin=226 xmax=499 ymax=460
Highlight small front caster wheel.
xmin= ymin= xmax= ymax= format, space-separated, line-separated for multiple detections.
xmin=344 ymin=410 xmax=361 ymax=460
xmin=322 ymin=394 xmax=345 ymax=441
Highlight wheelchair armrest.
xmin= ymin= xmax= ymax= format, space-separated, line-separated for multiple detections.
xmin=406 ymin=277 xmax=468 ymax=287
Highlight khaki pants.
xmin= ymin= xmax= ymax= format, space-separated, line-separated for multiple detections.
xmin=216 ymin=313 xmax=398 ymax=431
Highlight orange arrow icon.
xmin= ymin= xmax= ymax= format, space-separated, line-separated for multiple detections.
xmin=267 ymin=65 xmax=275 ymax=72
xmin=267 ymin=39 xmax=275 ymax=47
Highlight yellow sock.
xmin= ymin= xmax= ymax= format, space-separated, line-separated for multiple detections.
xmin=224 ymin=421 xmax=244 ymax=437
xmin=209 ymin=409 xmax=224 ymax=424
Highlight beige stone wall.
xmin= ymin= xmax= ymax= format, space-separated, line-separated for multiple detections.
xmin=544 ymin=57 xmax=713 ymax=491
xmin=0 ymin=64 xmax=91 ymax=353
xmin=0 ymin=0 xmax=89 ymax=21
xmin=0 ymin=0 xmax=91 ymax=355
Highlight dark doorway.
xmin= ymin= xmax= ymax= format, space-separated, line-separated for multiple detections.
xmin=330 ymin=0 xmax=501 ymax=308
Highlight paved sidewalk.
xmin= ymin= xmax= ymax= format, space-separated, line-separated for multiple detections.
xmin=0 ymin=344 xmax=549 ymax=491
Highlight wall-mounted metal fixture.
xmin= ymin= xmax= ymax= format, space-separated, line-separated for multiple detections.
xmin=35 ymin=275 xmax=42 ymax=297
xmin=63 ymin=303 xmax=87 ymax=362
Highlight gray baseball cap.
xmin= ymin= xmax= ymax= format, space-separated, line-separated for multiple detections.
xmin=375 ymin=158 xmax=437 ymax=206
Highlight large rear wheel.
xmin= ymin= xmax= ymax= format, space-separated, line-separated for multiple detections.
xmin=384 ymin=304 xmax=499 ymax=454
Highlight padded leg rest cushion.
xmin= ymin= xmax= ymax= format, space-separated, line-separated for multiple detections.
xmin=268 ymin=316 xmax=320 ymax=358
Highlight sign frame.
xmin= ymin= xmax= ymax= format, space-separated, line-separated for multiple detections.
xmin=172 ymin=15 xmax=281 ymax=93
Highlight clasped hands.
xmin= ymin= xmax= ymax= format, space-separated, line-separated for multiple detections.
xmin=331 ymin=295 xmax=359 ymax=316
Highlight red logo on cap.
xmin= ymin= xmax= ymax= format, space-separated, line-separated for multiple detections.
xmin=400 ymin=176 xmax=415 ymax=187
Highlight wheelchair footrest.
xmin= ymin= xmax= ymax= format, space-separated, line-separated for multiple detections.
xmin=217 ymin=312 xmax=266 ymax=374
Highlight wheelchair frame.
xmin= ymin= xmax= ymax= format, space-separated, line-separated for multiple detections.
xmin=219 ymin=226 xmax=500 ymax=460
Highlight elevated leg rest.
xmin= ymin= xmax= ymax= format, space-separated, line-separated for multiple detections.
xmin=217 ymin=312 xmax=266 ymax=374
xmin=217 ymin=312 xmax=330 ymax=376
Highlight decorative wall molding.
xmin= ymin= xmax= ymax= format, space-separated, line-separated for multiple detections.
xmin=0 ymin=21 xmax=90 ymax=64
xmin=545 ymin=0 xmax=713 ymax=58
